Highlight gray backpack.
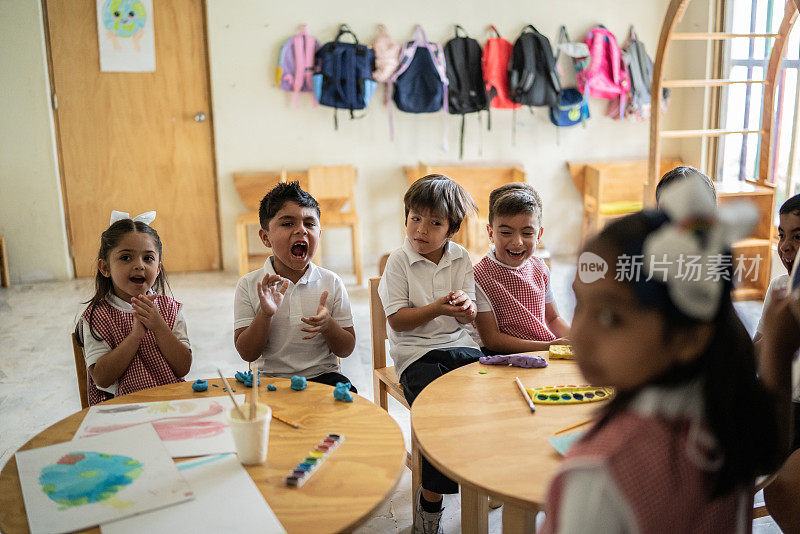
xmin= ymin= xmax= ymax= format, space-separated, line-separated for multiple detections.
xmin=623 ymin=27 xmax=669 ymax=121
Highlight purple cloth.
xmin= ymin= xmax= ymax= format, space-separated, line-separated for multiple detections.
xmin=479 ymin=354 xmax=548 ymax=368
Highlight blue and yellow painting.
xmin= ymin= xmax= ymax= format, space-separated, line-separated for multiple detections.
xmin=101 ymin=0 xmax=147 ymax=51
xmin=39 ymin=452 xmax=142 ymax=510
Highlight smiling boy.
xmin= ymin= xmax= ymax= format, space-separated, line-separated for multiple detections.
xmin=474 ymin=183 xmax=570 ymax=354
xmin=233 ymin=181 xmax=356 ymax=390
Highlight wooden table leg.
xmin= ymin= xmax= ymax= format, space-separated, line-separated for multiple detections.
xmin=460 ymin=484 xmax=488 ymax=534
xmin=502 ymin=502 xmax=537 ymax=533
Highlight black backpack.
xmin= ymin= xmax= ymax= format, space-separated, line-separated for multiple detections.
xmin=509 ymin=25 xmax=561 ymax=108
xmin=444 ymin=25 xmax=488 ymax=158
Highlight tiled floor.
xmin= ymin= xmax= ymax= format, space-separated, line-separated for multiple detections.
xmin=0 ymin=257 xmax=780 ymax=532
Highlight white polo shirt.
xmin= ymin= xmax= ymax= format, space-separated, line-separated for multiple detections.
xmin=378 ymin=237 xmax=480 ymax=377
xmin=234 ymin=258 xmax=353 ymax=378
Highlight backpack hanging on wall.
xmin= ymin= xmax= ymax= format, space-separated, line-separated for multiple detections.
xmin=372 ymin=24 xmax=400 ymax=83
xmin=444 ymin=25 xmax=488 ymax=158
xmin=390 ymin=25 xmax=448 ymax=114
xmin=508 ymin=25 xmax=561 ymax=108
xmin=482 ymin=25 xmax=520 ymax=110
xmin=313 ymin=24 xmax=377 ymax=129
xmin=576 ymin=25 xmax=629 ymax=119
xmin=549 ymin=26 xmax=589 ymax=128
xmin=276 ymin=25 xmax=320 ymax=107
xmin=621 ymin=26 xmax=670 ymax=121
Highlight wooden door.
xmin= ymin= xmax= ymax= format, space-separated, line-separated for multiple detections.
xmin=45 ymin=0 xmax=220 ymax=276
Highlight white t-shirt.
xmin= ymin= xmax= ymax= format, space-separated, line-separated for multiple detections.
xmin=80 ymin=293 xmax=191 ymax=395
xmin=756 ymin=274 xmax=800 ymax=402
xmin=234 ymin=258 xmax=353 ymax=378
xmin=378 ymin=238 xmax=480 ymax=378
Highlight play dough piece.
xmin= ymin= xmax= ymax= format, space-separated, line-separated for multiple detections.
xmin=478 ymin=370 xmax=488 ymax=374
xmin=525 ymin=385 xmax=615 ymax=405
xmin=549 ymin=345 xmax=574 ymax=360
xmin=191 ymin=379 xmax=208 ymax=392
xmin=333 ymin=382 xmax=353 ymax=402
xmin=479 ymin=354 xmax=547 ymax=368
xmin=290 ymin=376 xmax=307 ymax=391
xmin=235 ymin=371 xmax=260 ymax=387
xmin=267 ymin=384 xmax=277 ymax=391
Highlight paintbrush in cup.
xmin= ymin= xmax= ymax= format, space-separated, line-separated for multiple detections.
xmin=216 ymin=368 xmax=245 ymax=419
xmin=249 ymin=364 xmax=258 ymax=420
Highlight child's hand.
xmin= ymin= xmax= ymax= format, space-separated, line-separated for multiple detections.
xmin=300 ymin=291 xmax=333 ymax=340
xmin=132 ymin=294 xmax=169 ymax=334
xmin=257 ymin=274 xmax=289 ymax=317
xmin=549 ymin=337 xmax=571 ymax=346
xmin=448 ymin=290 xmax=477 ymax=320
xmin=130 ymin=315 xmax=146 ymax=340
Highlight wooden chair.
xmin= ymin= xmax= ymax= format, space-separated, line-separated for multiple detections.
xmin=0 ymin=234 xmax=9 ymax=287
xmin=369 ymin=277 xmax=418 ymax=487
xmin=71 ymin=331 xmax=89 ymax=409
xmin=308 ymin=165 xmax=363 ymax=286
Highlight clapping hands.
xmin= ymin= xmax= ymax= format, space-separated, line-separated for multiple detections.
xmin=257 ymin=274 xmax=289 ymax=317
xmin=300 ymin=291 xmax=333 ymax=339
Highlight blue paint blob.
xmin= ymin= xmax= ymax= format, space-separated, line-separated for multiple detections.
xmin=561 ymin=394 xmax=571 ymax=400
xmin=38 ymin=452 xmax=142 ymax=508
xmin=573 ymin=393 xmax=584 ymax=400
xmin=584 ymin=393 xmax=595 ymax=399
xmin=267 ymin=384 xmax=277 ymax=392
xmin=290 ymin=376 xmax=307 ymax=391
xmin=296 ymin=463 xmax=312 ymax=471
xmin=191 ymin=379 xmax=208 ymax=392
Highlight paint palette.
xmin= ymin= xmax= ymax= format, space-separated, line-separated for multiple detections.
xmin=548 ymin=345 xmax=574 ymax=360
xmin=526 ymin=385 xmax=614 ymax=404
xmin=285 ymin=434 xmax=344 ymax=488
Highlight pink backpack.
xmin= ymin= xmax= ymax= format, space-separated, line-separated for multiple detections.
xmin=576 ymin=26 xmax=630 ymax=118
xmin=275 ymin=25 xmax=320 ymax=107
xmin=372 ymin=24 xmax=400 ymax=83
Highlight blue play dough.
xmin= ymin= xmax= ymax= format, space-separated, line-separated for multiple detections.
xmin=191 ymin=379 xmax=208 ymax=392
xmin=333 ymin=382 xmax=353 ymax=402
xmin=267 ymin=384 xmax=277 ymax=391
xmin=235 ymin=371 xmax=260 ymax=387
xmin=290 ymin=376 xmax=307 ymax=391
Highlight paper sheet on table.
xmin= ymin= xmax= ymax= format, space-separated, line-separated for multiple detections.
xmin=548 ymin=431 xmax=586 ymax=456
xmin=101 ymin=453 xmax=285 ymax=534
xmin=16 ymin=425 xmax=192 ymax=534
xmin=74 ymin=396 xmax=245 ymax=458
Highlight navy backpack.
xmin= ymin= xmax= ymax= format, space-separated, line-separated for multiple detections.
xmin=313 ymin=24 xmax=377 ymax=128
xmin=389 ymin=25 xmax=448 ymax=114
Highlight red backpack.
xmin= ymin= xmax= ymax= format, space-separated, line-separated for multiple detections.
xmin=576 ymin=26 xmax=629 ymax=118
xmin=482 ymin=26 xmax=520 ymax=109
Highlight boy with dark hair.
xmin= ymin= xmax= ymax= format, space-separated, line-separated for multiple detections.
xmin=474 ymin=183 xmax=570 ymax=353
xmin=378 ymin=174 xmax=481 ymax=534
xmin=655 ymin=165 xmax=717 ymax=205
xmin=234 ymin=181 xmax=356 ymax=391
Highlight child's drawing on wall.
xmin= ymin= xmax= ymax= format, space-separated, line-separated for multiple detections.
xmin=96 ymin=0 xmax=156 ymax=72
xmin=101 ymin=0 xmax=147 ymax=52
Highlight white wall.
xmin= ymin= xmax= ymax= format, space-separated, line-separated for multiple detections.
xmin=206 ymin=0 xmax=674 ymax=275
xmin=1 ymin=0 xmax=685 ymax=281
xmin=0 ymin=0 xmax=71 ymax=282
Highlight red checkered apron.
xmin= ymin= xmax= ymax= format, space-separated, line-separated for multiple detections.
xmin=82 ymin=295 xmax=184 ymax=406
xmin=542 ymin=411 xmax=751 ymax=533
xmin=473 ymin=255 xmax=555 ymax=341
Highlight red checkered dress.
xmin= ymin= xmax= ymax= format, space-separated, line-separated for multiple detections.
xmin=542 ymin=410 xmax=751 ymax=533
xmin=82 ymin=295 xmax=185 ymax=406
xmin=473 ymin=255 xmax=555 ymax=341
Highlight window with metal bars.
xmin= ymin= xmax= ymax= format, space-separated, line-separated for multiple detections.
xmin=718 ymin=0 xmax=800 ymax=208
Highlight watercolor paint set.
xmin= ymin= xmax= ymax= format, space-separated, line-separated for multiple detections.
xmin=526 ymin=385 xmax=615 ymax=404
xmin=284 ymin=434 xmax=344 ymax=488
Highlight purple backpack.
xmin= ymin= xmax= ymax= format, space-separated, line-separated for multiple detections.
xmin=276 ymin=25 xmax=320 ymax=107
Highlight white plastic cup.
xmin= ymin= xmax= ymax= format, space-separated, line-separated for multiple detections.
xmin=227 ymin=403 xmax=271 ymax=465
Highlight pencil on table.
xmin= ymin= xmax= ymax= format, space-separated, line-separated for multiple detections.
xmin=555 ymin=418 xmax=593 ymax=435
xmin=514 ymin=376 xmax=536 ymax=413
xmin=272 ymin=412 xmax=300 ymax=429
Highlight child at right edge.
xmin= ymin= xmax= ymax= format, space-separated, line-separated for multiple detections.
xmin=378 ymin=175 xmax=482 ymax=534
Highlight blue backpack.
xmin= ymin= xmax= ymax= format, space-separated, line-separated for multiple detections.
xmin=313 ymin=24 xmax=377 ymax=128
xmin=389 ymin=25 xmax=448 ymax=113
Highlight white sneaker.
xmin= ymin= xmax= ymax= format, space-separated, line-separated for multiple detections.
xmin=414 ymin=486 xmax=444 ymax=534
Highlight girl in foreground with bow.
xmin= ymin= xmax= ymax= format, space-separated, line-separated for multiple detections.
xmin=541 ymin=180 xmax=795 ymax=533
xmin=78 ymin=212 xmax=192 ymax=405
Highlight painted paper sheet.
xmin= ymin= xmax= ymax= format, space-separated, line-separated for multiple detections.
xmin=74 ymin=396 xmax=245 ymax=458
xmin=96 ymin=0 xmax=156 ymax=72
xmin=16 ymin=425 xmax=192 ymax=534
xmin=102 ymin=454 xmax=286 ymax=534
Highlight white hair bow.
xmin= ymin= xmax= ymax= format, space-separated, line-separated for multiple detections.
xmin=643 ymin=179 xmax=757 ymax=320
xmin=109 ymin=210 xmax=157 ymax=226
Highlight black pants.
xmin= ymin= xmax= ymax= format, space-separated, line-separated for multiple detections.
xmin=400 ymin=347 xmax=482 ymax=494
xmin=309 ymin=372 xmax=358 ymax=393
xmin=792 ymin=401 xmax=800 ymax=453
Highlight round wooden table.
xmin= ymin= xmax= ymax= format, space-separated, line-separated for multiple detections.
xmin=0 ymin=378 xmax=407 ymax=534
xmin=411 ymin=357 xmax=608 ymax=534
